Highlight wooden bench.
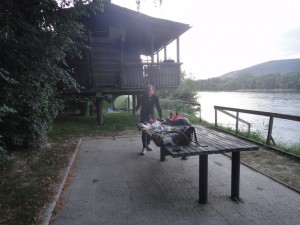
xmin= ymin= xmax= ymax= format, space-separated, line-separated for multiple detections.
xmin=145 ymin=124 xmax=259 ymax=203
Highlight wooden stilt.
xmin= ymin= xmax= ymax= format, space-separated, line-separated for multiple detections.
xmin=132 ymin=94 xmax=136 ymax=115
xmin=96 ymin=92 xmax=103 ymax=125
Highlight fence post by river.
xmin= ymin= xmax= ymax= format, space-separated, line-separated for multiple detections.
xmin=214 ymin=105 xmax=300 ymax=146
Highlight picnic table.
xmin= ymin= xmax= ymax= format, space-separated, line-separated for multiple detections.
xmin=143 ymin=124 xmax=259 ymax=204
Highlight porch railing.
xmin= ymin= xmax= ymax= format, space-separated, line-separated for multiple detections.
xmin=71 ymin=62 xmax=181 ymax=89
xmin=121 ymin=62 xmax=181 ymax=88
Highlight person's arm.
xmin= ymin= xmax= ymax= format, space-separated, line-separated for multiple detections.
xmin=135 ymin=95 xmax=142 ymax=116
xmin=154 ymin=95 xmax=163 ymax=119
xmin=135 ymin=96 xmax=141 ymax=111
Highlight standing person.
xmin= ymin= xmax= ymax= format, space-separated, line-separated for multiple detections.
xmin=135 ymin=84 xmax=163 ymax=155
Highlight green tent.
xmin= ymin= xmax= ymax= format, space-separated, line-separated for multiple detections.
xmin=113 ymin=95 xmax=133 ymax=110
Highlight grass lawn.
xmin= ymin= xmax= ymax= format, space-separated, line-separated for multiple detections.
xmin=49 ymin=112 xmax=139 ymax=141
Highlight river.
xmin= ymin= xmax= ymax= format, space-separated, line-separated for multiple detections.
xmin=198 ymin=91 xmax=300 ymax=146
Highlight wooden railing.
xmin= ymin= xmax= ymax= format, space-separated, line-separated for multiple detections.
xmin=71 ymin=62 xmax=181 ymax=89
xmin=214 ymin=106 xmax=300 ymax=145
xmin=121 ymin=62 xmax=181 ymax=88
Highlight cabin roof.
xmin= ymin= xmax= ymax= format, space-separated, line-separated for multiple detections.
xmin=91 ymin=3 xmax=191 ymax=55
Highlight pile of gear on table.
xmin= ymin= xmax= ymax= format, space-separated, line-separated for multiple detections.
xmin=138 ymin=112 xmax=198 ymax=147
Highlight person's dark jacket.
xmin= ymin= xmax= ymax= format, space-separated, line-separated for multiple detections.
xmin=136 ymin=94 xmax=162 ymax=123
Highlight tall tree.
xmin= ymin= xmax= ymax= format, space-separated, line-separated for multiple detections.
xmin=0 ymin=0 xmax=110 ymax=149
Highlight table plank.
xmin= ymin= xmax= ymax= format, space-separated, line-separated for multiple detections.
xmin=195 ymin=126 xmax=258 ymax=151
xmin=195 ymin=125 xmax=257 ymax=149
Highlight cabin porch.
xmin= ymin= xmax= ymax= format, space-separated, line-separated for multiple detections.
xmin=73 ymin=61 xmax=181 ymax=90
xmin=68 ymin=3 xmax=190 ymax=125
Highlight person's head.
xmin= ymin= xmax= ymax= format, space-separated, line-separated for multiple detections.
xmin=146 ymin=84 xmax=154 ymax=97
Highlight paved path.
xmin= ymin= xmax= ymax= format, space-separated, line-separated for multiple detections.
xmin=50 ymin=136 xmax=300 ymax=225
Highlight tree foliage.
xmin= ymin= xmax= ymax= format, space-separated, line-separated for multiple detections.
xmin=135 ymin=0 xmax=162 ymax=11
xmin=0 ymin=68 xmax=18 ymax=152
xmin=0 ymin=0 xmax=109 ymax=150
xmin=197 ymin=72 xmax=300 ymax=91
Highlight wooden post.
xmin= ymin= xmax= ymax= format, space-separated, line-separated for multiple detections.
xmin=96 ymin=92 xmax=103 ymax=125
xmin=119 ymin=36 xmax=124 ymax=87
xmin=176 ymin=37 xmax=180 ymax=63
xmin=151 ymin=34 xmax=154 ymax=84
xmin=120 ymin=35 xmax=124 ymax=64
xmin=127 ymin=95 xmax=130 ymax=112
xmin=267 ymin=116 xmax=274 ymax=145
xmin=132 ymin=94 xmax=136 ymax=115
xmin=151 ymin=35 xmax=154 ymax=64
xmin=236 ymin=111 xmax=239 ymax=134
xmin=199 ymin=104 xmax=202 ymax=122
xmin=217 ymin=108 xmax=251 ymax=133
xmin=215 ymin=108 xmax=217 ymax=127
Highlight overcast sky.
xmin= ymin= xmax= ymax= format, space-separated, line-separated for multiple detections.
xmin=112 ymin=0 xmax=300 ymax=79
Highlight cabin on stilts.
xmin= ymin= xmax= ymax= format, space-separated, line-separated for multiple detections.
xmin=69 ymin=3 xmax=191 ymax=124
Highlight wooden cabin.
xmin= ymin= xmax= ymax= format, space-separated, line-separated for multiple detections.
xmin=70 ymin=3 xmax=190 ymax=124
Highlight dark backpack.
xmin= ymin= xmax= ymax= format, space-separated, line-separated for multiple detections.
xmin=152 ymin=126 xmax=198 ymax=147
xmin=169 ymin=126 xmax=198 ymax=146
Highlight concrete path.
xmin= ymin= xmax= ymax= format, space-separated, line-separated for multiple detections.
xmin=50 ymin=136 xmax=300 ymax=225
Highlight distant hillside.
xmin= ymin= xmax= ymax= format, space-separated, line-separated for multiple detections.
xmin=221 ymin=58 xmax=300 ymax=78
xmin=196 ymin=58 xmax=300 ymax=91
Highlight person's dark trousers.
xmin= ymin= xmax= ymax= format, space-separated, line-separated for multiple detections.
xmin=142 ymin=131 xmax=151 ymax=148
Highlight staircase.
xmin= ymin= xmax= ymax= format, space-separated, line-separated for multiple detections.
xmin=91 ymin=38 xmax=121 ymax=87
